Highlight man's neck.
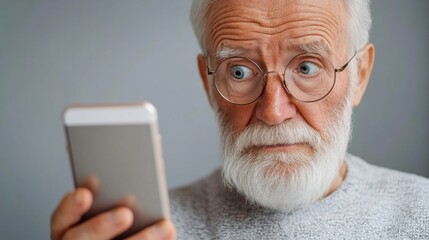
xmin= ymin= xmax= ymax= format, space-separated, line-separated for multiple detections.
xmin=324 ymin=160 xmax=348 ymax=197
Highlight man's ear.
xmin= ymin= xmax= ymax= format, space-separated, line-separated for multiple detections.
xmin=197 ymin=54 xmax=213 ymax=108
xmin=352 ymin=43 xmax=375 ymax=107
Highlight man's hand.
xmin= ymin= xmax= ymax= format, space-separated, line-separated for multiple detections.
xmin=50 ymin=188 xmax=176 ymax=240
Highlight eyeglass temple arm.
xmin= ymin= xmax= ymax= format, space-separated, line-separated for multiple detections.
xmin=205 ymin=56 xmax=215 ymax=75
xmin=207 ymin=68 xmax=215 ymax=75
xmin=335 ymin=50 xmax=358 ymax=73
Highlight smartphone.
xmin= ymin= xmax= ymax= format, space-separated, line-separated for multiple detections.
xmin=63 ymin=102 xmax=170 ymax=239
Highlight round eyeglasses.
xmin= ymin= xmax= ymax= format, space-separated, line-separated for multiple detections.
xmin=207 ymin=51 xmax=357 ymax=104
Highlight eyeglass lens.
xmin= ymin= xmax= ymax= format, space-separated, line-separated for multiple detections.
xmin=213 ymin=54 xmax=336 ymax=104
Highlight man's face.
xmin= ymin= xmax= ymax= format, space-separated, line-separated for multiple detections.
xmin=197 ymin=0 xmax=373 ymax=210
xmin=204 ymin=0 xmax=350 ymax=139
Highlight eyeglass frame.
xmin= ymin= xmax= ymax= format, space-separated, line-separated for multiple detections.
xmin=206 ymin=50 xmax=358 ymax=105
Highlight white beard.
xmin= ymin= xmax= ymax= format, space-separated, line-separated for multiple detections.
xmin=217 ymin=81 xmax=355 ymax=211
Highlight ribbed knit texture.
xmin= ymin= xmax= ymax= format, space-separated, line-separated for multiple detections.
xmin=170 ymin=154 xmax=429 ymax=239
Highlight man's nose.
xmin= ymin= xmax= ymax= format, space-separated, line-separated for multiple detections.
xmin=255 ymin=72 xmax=297 ymax=125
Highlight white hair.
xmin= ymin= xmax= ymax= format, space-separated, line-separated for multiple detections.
xmin=190 ymin=0 xmax=372 ymax=53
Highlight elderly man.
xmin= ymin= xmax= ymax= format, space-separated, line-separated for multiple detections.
xmin=51 ymin=0 xmax=429 ymax=239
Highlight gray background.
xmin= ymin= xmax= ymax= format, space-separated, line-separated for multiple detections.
xmin=0 ymin=0 xmax=428 ymax=239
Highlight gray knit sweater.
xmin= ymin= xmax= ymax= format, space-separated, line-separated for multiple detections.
xmin=169 ymin=154 xmax=429 ymax=239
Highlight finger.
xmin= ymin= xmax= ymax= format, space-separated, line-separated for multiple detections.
xmin=62 ymin=207 xmax=133 ymax=240
xmin=51 ymin=188 xmax=93 ymax=240
xmin=125 ymin=220 xmax=176 ymax=240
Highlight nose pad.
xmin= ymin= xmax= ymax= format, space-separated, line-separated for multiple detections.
xmin=281 ymin=75 xmax=292 ymax=96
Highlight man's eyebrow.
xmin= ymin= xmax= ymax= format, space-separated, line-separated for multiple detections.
xmin=214 ymin=42 xmax=332 ymax=61
xmin=292 ymin=41 xmax=333 ymax=56
xmin=215 ymin=47 xmax=245 ymax=61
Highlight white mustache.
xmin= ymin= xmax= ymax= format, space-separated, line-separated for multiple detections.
xmin=229 ymin=120 xmax=322 ymax=152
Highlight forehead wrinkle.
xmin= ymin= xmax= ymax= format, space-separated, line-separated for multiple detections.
xmin=284 ymin=14 xmax=339 ymax=40
xmin=208 ymin=15 xmax=270 ymax=51
xmin=211 ymin=25 xmax=335 ymax=59
xmin=251 ymin=3 xmax=342 ymax=31
xmin=241 ymin=22 xmax=337 ymax=52
xmin=207 ymin=6 xmax=248 ymax=41
xmin=209 ymin=21 xmax=281 ymax=56
xmin=207 ymin=5 xmax=280 ymax=50
xmin=207 ymin=14 xmax=340 ymax=56
xmin=209 ymin=5 xmax=242 ymax=28
xmin=208 ymin=2 xmax=341 ymax=32
xmin=246 ymin=9 xmax=340 ymax=45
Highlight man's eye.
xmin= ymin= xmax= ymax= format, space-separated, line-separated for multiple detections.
xmin=298 ymin=62 xmax=321 ymax=75
xmin=230 ymin=66 xmax=252 ymax=80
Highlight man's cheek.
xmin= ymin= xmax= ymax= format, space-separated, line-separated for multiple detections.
xmin=219 ymin=106 xmax=251 ymax=131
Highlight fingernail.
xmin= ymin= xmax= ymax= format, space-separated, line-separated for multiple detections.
xmin=111 ymin=208 xmax=128 ymax=225
xmin=73 ymin=191 xmax=82 ymax=205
